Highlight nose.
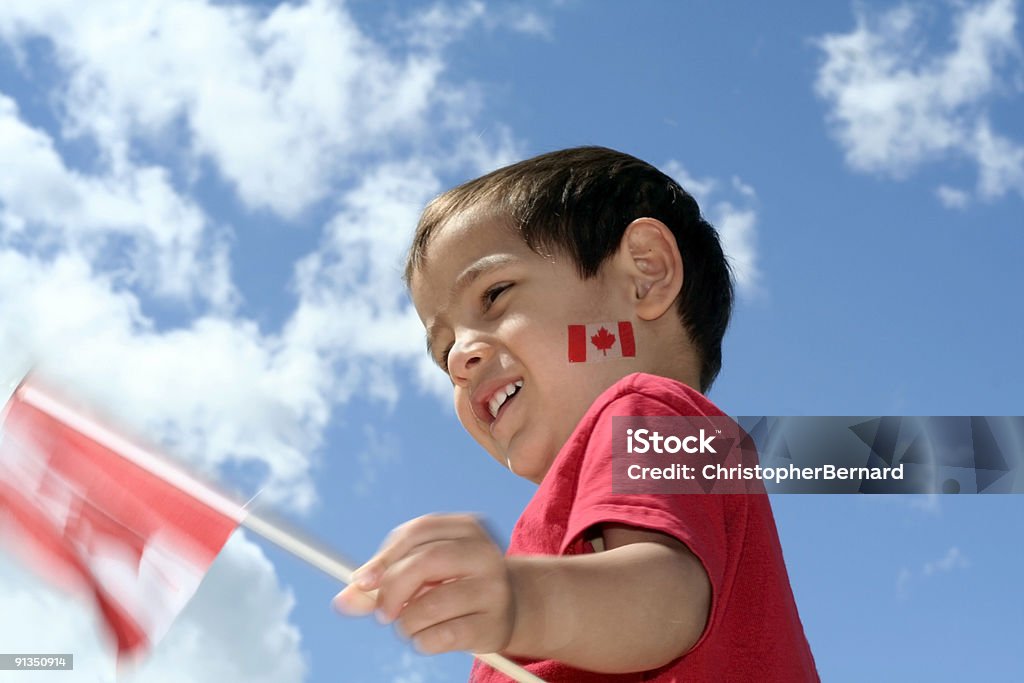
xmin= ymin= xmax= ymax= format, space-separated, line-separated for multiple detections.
xmin=448 ymin=332 xmax=493 ymax=383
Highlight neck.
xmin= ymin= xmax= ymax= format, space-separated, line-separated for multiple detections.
xmin=639 ymin=322 xmax=704 ymax=394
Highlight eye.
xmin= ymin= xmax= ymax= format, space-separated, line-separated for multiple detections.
xmin=438 ymin=342 xmax=454 ymax=374
xmin=481 ymin=282 xmax=512 ymax=311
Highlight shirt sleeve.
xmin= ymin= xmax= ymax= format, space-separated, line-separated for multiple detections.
xmin=561 ymin=388 xmax=746 ymax=654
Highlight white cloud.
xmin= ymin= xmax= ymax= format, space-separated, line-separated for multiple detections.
xmin=353 ymin=425 xmax=400 ymax=498
xmin=0 ymin=533 xmax=305 ymax=683
xmin=662 ymin=161 xmax=718 ymax=205
xmin=0 ymin=554 xmax=109 ymax=683
xmin=133 ymin=532 xmax=306 ymax=683
xmin=731 ymin=176 xmax=757 ymax=199
xmin=714 ymin=203 xmax=759 ymax=296
xmin=894 ymin=545 xmax=971 ymax=599
xmin=508 ymin=11 xmax=552 ymax=40
xmin=0 ymin=0 xmax=491 ymax=218
xmin=973 ymin=119 xmax=1024 ymax=198
xmin=402 ymin=1 xmax=488 ymax=51
xmin=936 ymin=184 xmax=971 ymax=209
xmin=0 ymin=250 xmax=325 ymax=511
xmin=663 ymin=161 xmax=761 ymax=296
xmin=0 ymin=93 xmax=233 ymax=308
xmin=923 ymin=545 xmax=971 ymax=576
xmin=402 ymin=1 xmax=553 ymax=51
xmin=286 ymin=158 xmax=445 ymax=407
xmin=814 ymin=0 xmax=1024 ymax=203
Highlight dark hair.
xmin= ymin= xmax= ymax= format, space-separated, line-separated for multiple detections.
xmin=405 ymin=146 xmax=734 ymax=392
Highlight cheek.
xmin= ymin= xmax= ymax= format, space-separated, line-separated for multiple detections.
xmin=506 ymin=313 xmax=568 ymax=366
xmin=453 ymin=389 xmax=480 ymax=436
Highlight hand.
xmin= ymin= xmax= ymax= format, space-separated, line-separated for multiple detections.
xmin=333 ymin=513 xmax=517 ymax=655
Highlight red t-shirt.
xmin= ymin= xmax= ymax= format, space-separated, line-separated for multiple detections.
xmin=470 ymin=373 xmax=818 ymax=682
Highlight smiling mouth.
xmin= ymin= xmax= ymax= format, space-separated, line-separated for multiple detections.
xmin=488 ymin=380 xmax=523 ymax=420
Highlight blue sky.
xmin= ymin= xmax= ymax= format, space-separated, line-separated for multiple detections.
xmin=0 ymin=1 xmax=1021 ymax=681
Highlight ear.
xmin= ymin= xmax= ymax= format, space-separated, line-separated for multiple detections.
xmin=614 ymin=218 xmax=684 ymax=321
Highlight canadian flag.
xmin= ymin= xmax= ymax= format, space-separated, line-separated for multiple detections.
xmin=0 ymin=380 xmax=242 ymax=663
xmin=567 ymin=321 xmax=636 ymax=363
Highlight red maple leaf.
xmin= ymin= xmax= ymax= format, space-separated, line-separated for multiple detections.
xmin=590 ymin=326 xmax=616 ymax=356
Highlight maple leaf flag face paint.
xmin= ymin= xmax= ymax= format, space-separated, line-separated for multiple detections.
xmin=568 ymin=321 xmax=636 ymax=362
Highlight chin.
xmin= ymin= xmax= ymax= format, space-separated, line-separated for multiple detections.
xmin=513 ymin=455 xmax=554 ymax=483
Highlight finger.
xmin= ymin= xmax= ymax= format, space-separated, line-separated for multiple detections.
xmin=375 ymin=538 xmax=494 ymax=622
xmin=332 ymin=584 xmax=378 ymax=617
xmin=395 ymin=576 xmax=503 ymax=642
xmin=355 ymin=514 xmax=484 ymax=589
xmin=411 ymin=611 xmax=511 ymax=656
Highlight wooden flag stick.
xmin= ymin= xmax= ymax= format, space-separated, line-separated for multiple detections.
xmin=242 ymin=513 xmax=546 ymax=683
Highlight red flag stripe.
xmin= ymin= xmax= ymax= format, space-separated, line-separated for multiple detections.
xmin=567 ymin=325 xmax=587 ymax=362
xmin=18 ymin=385 xmax=245 ymax=525
xmin=618 ymin=321 xmax=636 ymax=357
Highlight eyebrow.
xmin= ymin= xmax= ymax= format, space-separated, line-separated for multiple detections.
xmin=425 ymin=254 xmax=518 ymax=362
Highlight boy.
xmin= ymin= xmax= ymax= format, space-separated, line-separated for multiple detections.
xmin=335 ymin=147 xmax=818 ymax=681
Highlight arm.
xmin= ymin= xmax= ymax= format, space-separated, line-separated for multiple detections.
xmin=504 ymin=524 xmax=710 ymax=672
xmin=334 ymin=515 xmax=711 ymax=674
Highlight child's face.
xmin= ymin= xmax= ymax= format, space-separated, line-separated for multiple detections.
xmin=410 ymin=212 xmax=642 ymax=483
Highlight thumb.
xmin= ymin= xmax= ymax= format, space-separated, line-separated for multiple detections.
xmin=332 ymin=584 xmax=378 ymax=617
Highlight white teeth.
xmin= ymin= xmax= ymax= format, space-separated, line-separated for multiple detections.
xmin=487 ymin=380 xmax=524 ymax=419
